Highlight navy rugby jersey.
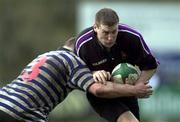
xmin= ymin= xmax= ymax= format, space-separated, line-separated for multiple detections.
xmin=75 ymin=24 xmax=158 ymax=72
xmin=0 ymin=49 xmax=94 ymax=122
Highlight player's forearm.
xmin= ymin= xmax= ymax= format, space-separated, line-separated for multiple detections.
xmin=89 ymin=82 xmax=135 ymax=98
xmin=136 ymin=68 xmax=157 ymax=84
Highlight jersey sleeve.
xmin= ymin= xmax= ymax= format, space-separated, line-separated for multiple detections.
xmin=75 ymin=27 xmax=93 ymax=56
xmin=68 ymin=53 xmax=95 ymax=91
xmin=70 ymin=65 xmax=95 ymax=91
xmin=131 ymin=35 xmax=158 ymax=70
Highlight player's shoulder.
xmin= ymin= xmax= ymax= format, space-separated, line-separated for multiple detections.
xmin=76 ymin=27 xmax=94 ymax=43
xmin=77 ymin=26 xmax=94 ymax=37
xmin=41 ymin=50 xmax=74 ymax=60
xmin=118 ymin=23 xmax=142 ymax=37
xmin=75 ymin=26 xmax=95 ymax=54
xmin=46 ymin=50 xmax=84 ymax=65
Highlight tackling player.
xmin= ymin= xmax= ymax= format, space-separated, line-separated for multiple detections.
xmin=0 ymin=37 xmax=153 ymax=122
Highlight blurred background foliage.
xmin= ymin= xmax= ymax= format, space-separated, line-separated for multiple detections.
xmin=0 ymin=0 xmax=180 ymax=122
xmin=0 ymin=0 xmax=76 ymax=84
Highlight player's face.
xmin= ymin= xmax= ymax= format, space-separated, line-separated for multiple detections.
xmin=94 ymin=24 xmax=118 ymax=48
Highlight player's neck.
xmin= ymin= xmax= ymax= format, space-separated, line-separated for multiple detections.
xmin=63 ymin=46 xmax=73 ymax=51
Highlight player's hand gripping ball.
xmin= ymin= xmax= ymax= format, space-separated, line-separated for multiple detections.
xmin=111 ymin=63 xmax=140 ymax=85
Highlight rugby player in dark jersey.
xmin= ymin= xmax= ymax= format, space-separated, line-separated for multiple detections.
xmin=0 ymin=37 xmax=153 ymax=122
xmin=75 ymin=8 xmax=158 ymax=122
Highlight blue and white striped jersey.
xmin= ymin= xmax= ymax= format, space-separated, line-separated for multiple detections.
xmin=0 ymin=49 xmax=94 ymax=122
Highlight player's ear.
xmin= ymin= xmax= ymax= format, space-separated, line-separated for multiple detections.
xmin=93 ymin=24 xmax=98 ymax=32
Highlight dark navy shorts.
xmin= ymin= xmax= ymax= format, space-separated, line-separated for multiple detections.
xmin=0 ymin=110 xmax=22 ymax=122
xmin=86 ymin=92 xmax=139 ymax=122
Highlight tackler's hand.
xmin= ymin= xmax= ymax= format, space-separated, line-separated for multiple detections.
xmin=93 ymin=70 xmax=111 ymax=85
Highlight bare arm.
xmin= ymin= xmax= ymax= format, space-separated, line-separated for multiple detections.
xmin=88 ymin=81 xmax=153 ymax=99
xmin=136 ymin=68 xmax=157 ymax=84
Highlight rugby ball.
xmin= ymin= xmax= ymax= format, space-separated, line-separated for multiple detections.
xmin=111 ymin=63 xmax=140 ymax=85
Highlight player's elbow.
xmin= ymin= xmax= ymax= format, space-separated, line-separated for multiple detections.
xmin=94 ymin=89 xmax=106 ymax=97
xmin=88 ymin=83 xmax=106 ymax=97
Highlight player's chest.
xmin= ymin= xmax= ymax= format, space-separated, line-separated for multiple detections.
xmin=87 ymin=49 xmax=130 ymax=71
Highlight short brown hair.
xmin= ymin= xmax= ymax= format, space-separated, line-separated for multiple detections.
xmin=64 ymin=37 xmax=76 ymax=47
xmin=95 ymin=8 xmax=119 ymax=26
xmin=57 ymin=37 xmax=76 ymax=50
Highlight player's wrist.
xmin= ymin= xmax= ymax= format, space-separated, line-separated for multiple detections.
xmin=124 ymin=84 xmax=136 ymax=96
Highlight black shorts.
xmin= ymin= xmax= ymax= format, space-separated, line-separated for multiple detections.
xmin=0 ymin=110 xmax=22 ymax=122
xmin=86 ymin=92 xmax=139 ymax=122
